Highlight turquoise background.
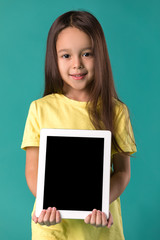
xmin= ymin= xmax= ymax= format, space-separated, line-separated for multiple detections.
xmin=0 ymin=0 xmax=159 ymax=239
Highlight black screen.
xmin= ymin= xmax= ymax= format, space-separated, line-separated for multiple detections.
xmin=43 ymin=136 xmax=104 ymax=211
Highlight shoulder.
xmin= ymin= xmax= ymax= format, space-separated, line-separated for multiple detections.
xmin=30 ymin=93 xmax=60 ymax=108
xmin=112 ymin=98 xmax=129 ymax=117
xmin=112 ymin=98 xmax=130 ymax=130
xmin=34 ymin=93 xmax=55 ymax=104
xmin=27 ymin=94 xmax=61 ymax=116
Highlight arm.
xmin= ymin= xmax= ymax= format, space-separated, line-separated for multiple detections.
xmin=25 ymin=147 xmax=61 ymax=225
xmin=110 ymin=152 xmax=131 ymax=204
xmin=25 ymin=147 xmax=39 ymax=197
xmin=84 ymin=152 xmax=130 ymax=228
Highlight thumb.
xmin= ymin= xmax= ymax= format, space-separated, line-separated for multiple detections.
xmin=32 ymin=211 xmax=38 ymax=223
xmin=107 ymin=212 xmax=113 ymax=228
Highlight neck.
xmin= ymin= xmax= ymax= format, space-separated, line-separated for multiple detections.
xmin=62 ymin=86 xmax=91 ymax=102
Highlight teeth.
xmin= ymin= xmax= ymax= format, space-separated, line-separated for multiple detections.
xmin=70 ymin=73 xmax=87 ymax=77
xmin=73 ymin=74 xmax=85 ymax=77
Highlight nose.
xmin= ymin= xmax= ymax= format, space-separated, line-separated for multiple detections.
xmin=72 ymin=56 xmax=84 ymax=69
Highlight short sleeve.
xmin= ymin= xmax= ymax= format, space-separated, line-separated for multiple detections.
xmin=21 ymin=101 xmax=40 ymax=150
xmin=112 ymin=103 xmax=137 ymax=156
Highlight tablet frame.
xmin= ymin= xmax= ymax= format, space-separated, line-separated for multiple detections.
xmin=35 ymin=128 xmax=111 ymax=219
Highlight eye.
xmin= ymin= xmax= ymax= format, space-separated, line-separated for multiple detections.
xmin=62 ymin=54 xmax=70 ymax=58
xmin=82 ymin=52 xmax=92 ymax=57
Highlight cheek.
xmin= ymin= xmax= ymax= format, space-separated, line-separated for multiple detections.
xmin=88 ymin=64 xmax=95 ymax=75
xmin=58 ymin=61 xmax=67 ymax=74
xmin=86 ymin=59 xmax=94 ymax=70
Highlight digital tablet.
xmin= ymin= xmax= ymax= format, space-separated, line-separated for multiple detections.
xmin=35 ymin=128 xmax=111 ymax=219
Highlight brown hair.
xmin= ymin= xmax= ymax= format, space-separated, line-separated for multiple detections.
xmin=44 ymin=10 xmax=136 ymax=157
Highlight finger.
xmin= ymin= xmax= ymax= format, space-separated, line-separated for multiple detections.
xmin=43 ymin=207 xmax=52 ymax=226
xmin=102 ymin=212 xmax=108 ymax=227
xmin=107 ymin=212 xmax=113 ymax=228
xmin=32 ymin=211 xmax=38 ymax=223
xmin=84 ymin=214 xmax=92 ymax=224
xmin=56 ymin=210 xmax=61 ymax=224
xmin=49 ymin=207 xmax=57 ymax=225
xmin=38 ymin=210 xmax=46 ymax=225
xmin=90 ymin=209 xmax=97 ymax=225
xmin=96 ymin=210 xmax=102 ymax=227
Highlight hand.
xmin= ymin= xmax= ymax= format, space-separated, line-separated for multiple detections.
xmin=84 ymin=209 xmax=113 ymax=228
xmin=32 ymin=207 xmax=61 ymax=226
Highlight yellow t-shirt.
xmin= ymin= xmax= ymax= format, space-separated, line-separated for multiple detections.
xmin=21 ymin=93 xmax=137 ymax=240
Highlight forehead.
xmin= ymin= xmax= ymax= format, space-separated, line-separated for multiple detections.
xmin=56 ymin=27 xmax=93 ymax=51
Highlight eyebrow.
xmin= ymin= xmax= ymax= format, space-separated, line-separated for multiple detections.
xmin=57 ymin=47 xmax=93 ymax=54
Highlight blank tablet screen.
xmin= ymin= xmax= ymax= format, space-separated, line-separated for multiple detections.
xmin=43 ymin=136 xmax=104 ymax=211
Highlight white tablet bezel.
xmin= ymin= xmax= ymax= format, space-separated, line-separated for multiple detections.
xmin=35 ymin=128 xmax=111 ymax=219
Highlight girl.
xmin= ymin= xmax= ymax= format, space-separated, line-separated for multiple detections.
xmin=21 ymin=10 xmax=137 ymax=240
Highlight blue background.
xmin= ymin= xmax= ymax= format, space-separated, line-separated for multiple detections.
xmin=0 ymin=0 xmax=159 ymax=239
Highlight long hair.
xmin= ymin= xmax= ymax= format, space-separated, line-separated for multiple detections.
xmin=44 ymin=10 xmax=136 ymax=157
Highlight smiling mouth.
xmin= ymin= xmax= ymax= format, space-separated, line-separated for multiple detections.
xmin=69 ymin=73 xmax=87 ymax=80
xmin=70 ymin=73 xmax=87 ymax=77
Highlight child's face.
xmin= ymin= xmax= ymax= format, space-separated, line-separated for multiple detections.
xmin=56 ymin=27 xmax=94 ymax=98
